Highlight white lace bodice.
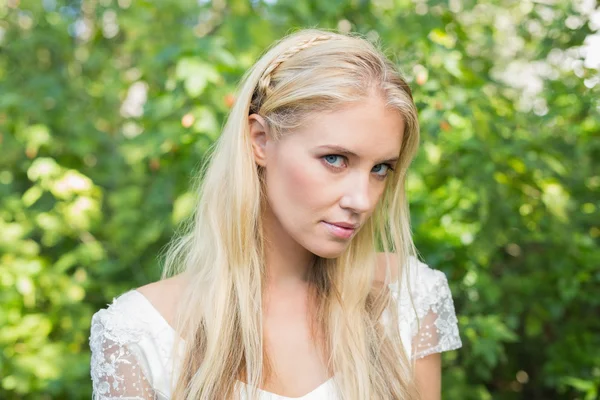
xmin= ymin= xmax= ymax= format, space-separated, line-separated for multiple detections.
xmin=89 ymin=257 xmax=462 ymax=399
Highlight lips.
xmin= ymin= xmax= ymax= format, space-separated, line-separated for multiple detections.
xmin=322 ymin=221 xmax=358 ymax=239
xmin=328 ymin=221 xmax=359 ymax=229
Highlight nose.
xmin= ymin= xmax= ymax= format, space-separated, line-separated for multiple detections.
xmin=339 ymin=172 xmax=373 ymax=214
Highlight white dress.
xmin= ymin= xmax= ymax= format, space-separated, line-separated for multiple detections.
xmin=89 ymin=258 xmax=462 ymax=399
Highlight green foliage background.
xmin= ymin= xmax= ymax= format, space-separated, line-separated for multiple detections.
xmin=1 ymin=0 xmax=598 ymax=398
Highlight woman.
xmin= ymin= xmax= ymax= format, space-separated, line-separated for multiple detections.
xmin=89 ymin=29 xmax=462 ymax=399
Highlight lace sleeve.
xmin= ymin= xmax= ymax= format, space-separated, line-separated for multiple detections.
xmin=90 ymin=306 xmax=158 ymax=400
xmin=409 ymin=263 xmax=462 ymax=359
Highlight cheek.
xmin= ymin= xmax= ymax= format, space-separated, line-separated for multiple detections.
xmin=373 ymin=185 xmax=387 ymax=206
xmin=265 ymin=145 xmax=333 ymax=225
xmin=272 ymin=157 xmax=325 ymax=212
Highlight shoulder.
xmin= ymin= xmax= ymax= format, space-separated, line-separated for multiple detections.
xmin=377 ymin=253 xmax=462 ymax=358
xmin=375 ymin=253 xmax=454 ymax=317
xmin=89 ymin=290 xmax=148 ymax=364
xmin=375 ymin=252 xmax=447 ymax=287
xmin=90 ymin=274 xmax=186 ymax=345
xmin=136 ymin=274 xmax=187 ymax=329
xmin=90 ymin=290 xmax=148 ymax=345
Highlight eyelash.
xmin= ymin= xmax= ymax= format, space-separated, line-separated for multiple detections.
xmin=321 ymin=155 xmax=395 ymax=179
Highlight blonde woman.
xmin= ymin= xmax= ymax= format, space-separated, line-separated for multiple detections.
xmin=89 ymin=29 xmax=462 ymax=400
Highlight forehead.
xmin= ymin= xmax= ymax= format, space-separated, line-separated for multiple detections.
xmin=284 ymin=96 xmax=404 ymax=159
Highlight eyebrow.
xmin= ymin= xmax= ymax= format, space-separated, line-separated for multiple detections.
xmin=316 ymin=145 xmax=399 ymax=164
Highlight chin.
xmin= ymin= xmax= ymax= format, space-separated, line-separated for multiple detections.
xmin=307 ymin=241 xmax=350 ymax=259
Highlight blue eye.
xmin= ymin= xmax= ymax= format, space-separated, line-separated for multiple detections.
xmin=322 ymin=155 xmax=394 ymax=178
xmin=323 ymin=155 xmax=345 ymax=168
xmin=372 ymin=164 xmax=393 ymax=178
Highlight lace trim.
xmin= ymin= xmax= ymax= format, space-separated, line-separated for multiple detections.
xmin=90 ymin=293 xmax=161 ymax=399
xmin=390 ymin=258 xmax=462 ymax=359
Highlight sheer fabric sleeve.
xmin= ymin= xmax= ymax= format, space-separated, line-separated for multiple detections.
xmin=90 ymin=304 xmax=158 ymax=400
xmin=409 ymin=260 xmax=462 ymax=359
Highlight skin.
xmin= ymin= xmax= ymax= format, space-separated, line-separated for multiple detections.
xmin=139 ymin=93 xmax=441 ymax=399
xmin=251 ymin=94 xmax=402 ymax=273
xmin=416 ymin=353 xmax=442 ymax=399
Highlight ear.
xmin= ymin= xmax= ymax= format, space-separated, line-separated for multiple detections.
xmin=248 ymin=114 xmax=270 ymax=167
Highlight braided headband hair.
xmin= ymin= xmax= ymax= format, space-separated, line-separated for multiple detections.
xmin=249 ymin=34 xmax=341 ymax=115
xmin=248 ymin=32 xmax=415 ymax=115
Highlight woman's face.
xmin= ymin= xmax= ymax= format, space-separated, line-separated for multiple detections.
xmin=252 ymin=95 xmax=404 ymax=259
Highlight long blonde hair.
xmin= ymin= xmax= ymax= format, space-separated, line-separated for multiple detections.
xmin=164 ymin=29 xmax=421 ymax=399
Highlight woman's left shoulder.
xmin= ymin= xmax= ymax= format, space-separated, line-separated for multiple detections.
xmin=406 ymin=256 xmax=451 ymax=293
xmin=376 ymin=253 xmax=456 ymax=318
xmin=375 ymin=253 xmax=449 ymax=288
xmin=377 ymin=253 xmax=462 ymax=358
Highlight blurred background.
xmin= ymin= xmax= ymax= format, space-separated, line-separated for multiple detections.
xmin=1 ymin=0 xmax=599 ymax=399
